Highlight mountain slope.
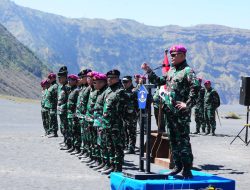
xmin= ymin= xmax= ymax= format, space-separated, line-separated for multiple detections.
xmin=0 ymin=0 xmax=250 ymax=103
xmin=0 ymin=23 xmax=49 ymax=99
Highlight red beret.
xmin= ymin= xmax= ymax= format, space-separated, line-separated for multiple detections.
xmin=204 ymin=80 xmax=211 ymax=85
xmin=87 ymin=71 xmax=99 ymax=77
xmin=68 ymin=74 xmax=79 ymax=81
xmin=134 ymin=74 xmax=140 ymax=78
xmin=93 ymin=73 xmax=107 ymax=81
xmin=169 ymin=45 xmax=187 ymax=54
xmin=48 ymin=73 xmax=56 ymax=79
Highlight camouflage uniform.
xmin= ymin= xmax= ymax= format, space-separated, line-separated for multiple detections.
xmin=194 ymin=86 xmax=206 ymax=133
xmin=153 ymin=86 xmax=166 ymax=132
xmin=67 ymin=85 xmax=79 ymax=149
xmin=85 ymin=86 xmax=98 ymax=158
xmin=76 ymin=84 xmax=90 ymax=152
xmin=45 ymin=81 xmax=58 ymax=135
xmin=57 ymin=83 xmax=70 ymax=141
xmin=123 ymin=85 xmax=138 ymax=152
xmin=41 ymin=89 xmax=50 ymax=135
xmin=148 ymin=60 xmax=199 ymax=168
xmin=93 ymin=85 xmax=108 ymax=163
xmin=204 ymin=87 xmax=220 ymax=134
xmin=102 ymin=82 xmax=127 ymax=171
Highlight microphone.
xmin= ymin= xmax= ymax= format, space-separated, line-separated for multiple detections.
xmin=152 ymin=64 xmax=166 ymax=71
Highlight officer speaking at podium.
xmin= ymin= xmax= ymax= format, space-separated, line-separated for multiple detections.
xmin=141 ymin=45 xmax=200 ymax=178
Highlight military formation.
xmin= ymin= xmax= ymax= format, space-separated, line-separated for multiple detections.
xmin=40 ymin=67 xmax=142 ymax=176
xmin=40 ymin=44 xmax=220 ymax=179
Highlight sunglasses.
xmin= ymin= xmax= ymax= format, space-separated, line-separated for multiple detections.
xmin=122 ymin=80 xmax=129 ymax=83
xmin=170 ymin=53 xmax=182 ymax=57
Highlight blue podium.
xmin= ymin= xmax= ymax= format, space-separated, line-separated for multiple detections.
xmin=110 ymin=170 xmax=235 ymax=190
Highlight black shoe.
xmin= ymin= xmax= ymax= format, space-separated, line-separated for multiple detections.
xmin=75 ymin=151 xmax=84 ymax=157
xmin=93 ymin=163 xmax=105 ymax=171
xmin=164 ymin=166 xmax=182 ymax=176
xmin=205 ymin=131 xmax=210 ymax=135
xmin=124 ymin=148 xmax=135 ymax=154
xmin=192 ymin=131 xmax=199 ymax=134
xmin=86 ymin=160 xmax=96 ymax=166
xmin=98 ymin=165 xmax=109 ymax=172
xmin=182 ymin=169 xmax=193 ymax=178
xmin=60 ymin=146 xmax=71 ymax=150
xmin=67 ymin=147 xmax=75 ymax=153
xmin=101 ymin=166 xmax=114 ymax=175
xmin=79 ymin=153 xmax=88 ymax=159
xmin=71 ymin=149 xmax=81 ymax=155
xmin=81 ymin=158 xmax=93 ymax=163
xmin=89 ymin=161 xmax=99 ymax=168
xmin=212 ymin=132 xmax=215 ymax=136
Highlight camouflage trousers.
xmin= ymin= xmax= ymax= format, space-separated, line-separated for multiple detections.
xmin=194 ymin=108 xmax=206 ymax=132
xmin=78 ymin=118 xmax=85 ymax=151
xmin=123 ymin=115 xmax=137 ymax=150
xmin=48 ymin=109 xmax=58 ymax=134
xmin=84 ymin=121 xmax=94 ymax=156
xmin=68 ymin=117 xmax=81 ymax=149
xmin=41 ymin=110 xmax=50 ymax=134
xmin=97 ymin=128 xmax=109 ymax=164
xmin=107 ymin=124 xmax=125 ymax=168
xmin=59 ymin=114 xmax=68 ymax=141
xmin=204 ymin=108 xmax=216 ymax=132
xmin=165 ymin=111 xmax=193 ymax=166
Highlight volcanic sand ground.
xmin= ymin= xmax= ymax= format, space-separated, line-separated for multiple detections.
xmin=0 ymin=97 xmax=249 ymax=190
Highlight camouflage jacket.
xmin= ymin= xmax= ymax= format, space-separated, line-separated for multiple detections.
xmin=44 ymin=81 xmax=58 ymax=110
xmin=93 ymin=85 xmax=108 ymax=128
xmin=123 ymin=85 xmax=138 ymax=118
xmin=102 ymin=82 xmax=127 ymax=129
xmin=67 ymin=85 xmax=79 ymax=118
xmin=41 ymin=89 xmax=49 ymax=112
xmin=76 ymin=84 xmax=89 ymax=119
xmin=204 ymin=87 xmax=220 ymax=109
xmin=148 ymin=60 xmax=199 ymax=115
xmin=194 ymin=86 xmax=205 ymax=111
xmin=57 ymin=83 xmax=70 ymax=115
xmin=85 ymin=86 xmax=98 ymax=122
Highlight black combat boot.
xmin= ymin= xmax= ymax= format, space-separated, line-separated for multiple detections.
xmin=212 ymin=129 xmax=216 ymax=136
xmin=205 ymin=129 xmax=210 ymax=135
xmin=67 ymin=147 xmax=75 ymax=153
xmin=164 ymin=162 xmax=183 ymax=176
xmin=124 ymin=146 xmax=135 ymax=154
xmin=101 ymin=165 xmax=114 ymax=175
xmin=182 ymin=163 xmax=193 ymax=179
xmin=93 ymin=162 xmax=106 ymax=171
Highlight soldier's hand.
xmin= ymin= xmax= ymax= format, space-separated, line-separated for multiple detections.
xmin=175 ymin=101 xmax=187 ymax=110
xmin=141 ymin=62 xmax=151 ymax=72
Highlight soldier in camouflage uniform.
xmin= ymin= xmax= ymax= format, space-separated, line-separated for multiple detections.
xmin=45 ymin=73 xmax=59 ymax=137
xmin=57 ymin=66 xmax=70 ymax=146
xmin=81 ymin=71 xmax=99 ymax=164
xmin=122 ymin=76 xmax=138 ymax=154
xmin=100 ymin=69 xmax=127 ymax=175
xmin=75 ymin=69 xmax=92 ymax=156
xmin=193 ymin=78 xmax=206 ymax=134
xmin=204 ymin=80 xmax=220 ymax=136
xmin=40 ymin=79 xmax=50 ymax=136
xmin=141 ymin=45 xmax=199 ymax=178
xmin=66 ymin=74 xmax=79 ymax=152
xmin=89 ymin=73 xmax=108 ymax=170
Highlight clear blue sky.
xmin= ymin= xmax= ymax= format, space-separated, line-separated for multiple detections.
xmin=11 ymin=0 xmax=250 ymax=29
